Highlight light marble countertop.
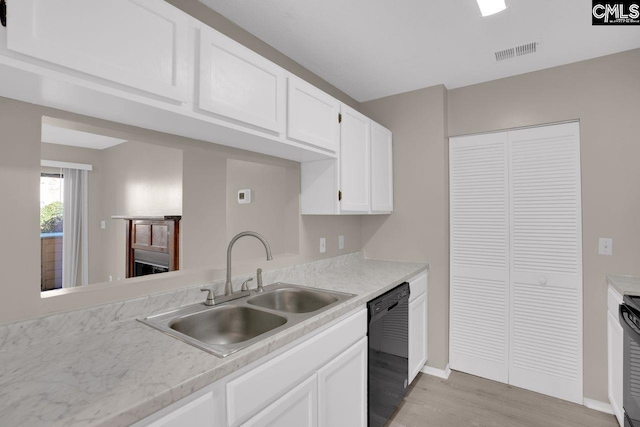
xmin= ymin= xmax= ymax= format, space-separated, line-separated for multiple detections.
xmin=607 ymin=275 xmax=640 ymax=296
xmin=0 ymin=253 xmax=427 ymax=427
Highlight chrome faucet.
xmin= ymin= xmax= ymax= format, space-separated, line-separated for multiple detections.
xmin=225 ymin=231 xmax=273 ymax=296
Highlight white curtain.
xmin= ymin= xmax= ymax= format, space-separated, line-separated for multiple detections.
xmin=62 ymin=168 xmax=89 ymax=288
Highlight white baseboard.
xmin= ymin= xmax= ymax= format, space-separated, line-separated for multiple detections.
xmin=420 ymin=363 xmax=451 ymax=380
xmin=583 ymin=398 xmax=614 ymax=415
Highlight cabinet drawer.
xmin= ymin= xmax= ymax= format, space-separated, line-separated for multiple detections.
xmin=608 ymin=285 xmax=623 ymax=317
xmin=226 ymin=309 xmax=366 ymax=426
xmin=8 ymin=0 xmax=190 ymax=101
xmin=409 ymin=272 xmax=428 ymax=302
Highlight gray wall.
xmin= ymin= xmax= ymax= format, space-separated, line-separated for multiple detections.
xmin=360 ymin=48 xmax=640 ymax=402
xmin=0 ymin=0 xmax=368 ymax=325
xmin=360 ymin=85 xmax=450 ymax=371
xmin=0 ymin=97 xmax=363 ymax=324
xmin=448 ymin=49 xmax=640 ymax=402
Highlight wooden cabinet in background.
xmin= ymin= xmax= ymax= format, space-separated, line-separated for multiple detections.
xmin=120 ymin=216 xmax=181 ymax=278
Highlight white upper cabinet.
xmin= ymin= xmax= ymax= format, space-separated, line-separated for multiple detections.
xmin=2 ymin=0 xmax=392 ymax=164
xmin=300 ymin=108 xmax=393 ymax=215
xmin=198 ymin=26 xmax=286 ymax=134
xmin=370 ymin=122 xmax=393 ymax=212
xmin=339 ymin=105 xmax=371 ymax=213
xmin=287 ymin=75 xmax=340 ymax=152
xmin=8 ymin=0 xmax=190 ymax=102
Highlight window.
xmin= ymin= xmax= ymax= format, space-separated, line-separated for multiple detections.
xmin=40 ymin=173 xmax=63 ymax=234
xmin=40 ymin=172 xmax=63 ymax=291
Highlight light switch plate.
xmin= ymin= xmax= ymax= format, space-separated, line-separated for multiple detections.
xmin=100 ymin=220 xmax=106 ymax=230
xmin=320 ymin=237 xmax=326 ymax=253
xmin=599 ymin=238 xmax=613 ymax=256
xmin=338 ymin=235 xmax=344 ymax=250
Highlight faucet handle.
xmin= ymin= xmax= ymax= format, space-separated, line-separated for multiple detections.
xmin=256 ymin=268 xmax=264 ymax=293
xmin=241 ymin=278 xmax=254 ymax=291
xmin=200 ymin=288 xmax=215 ymax=306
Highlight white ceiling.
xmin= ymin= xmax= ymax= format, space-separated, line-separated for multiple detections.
xmin=41 ymin=124 xmax=127 ymax=150
xmin=199 ymin=0 xmax=640 ymax=102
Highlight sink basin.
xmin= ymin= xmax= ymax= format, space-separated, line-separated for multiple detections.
xmin=138 ymin=283 xmax=355 ymax=358
xmin=248 ymin=288 xmax=339 ymax=313
xmin=169 ymin=305 xmax=286 ymax=345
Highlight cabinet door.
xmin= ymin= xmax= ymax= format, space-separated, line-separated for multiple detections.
xmin=243 ymin=375 xmax=317 ymax=427
xmin=287 ymin=76 xmax=340 ymax=152
xmin=317 ymin=337 xmax=367 ymax=427
xmin=8 ymin=0 xmax=189 ymax=101
xmin=339 ymin=105 xmax=371 ymax=213
xmin=145 ymin=392 xmax=215 ymax=427
xmin=199 ymin=27 xmax=286 ymax=134
xmin=370 ymin=122 xmax=393 ymax=212
xmin=608 ymin=311 xmax=624 ymax=426
xmin=409 ymin=292 xmax=428 ymax=384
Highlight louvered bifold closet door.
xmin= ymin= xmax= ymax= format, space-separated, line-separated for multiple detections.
xmin=508 ymin=122 xmax=583 ymax=404
xmin=449 ymin=132 xmax=510 ymax=384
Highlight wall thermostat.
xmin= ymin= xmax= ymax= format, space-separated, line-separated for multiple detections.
xmin=238 ymin=189 xmax=252 ymax=204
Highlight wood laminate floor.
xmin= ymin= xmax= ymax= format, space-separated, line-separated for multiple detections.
xmin=387 ymin=371 xmax=618 ymax=427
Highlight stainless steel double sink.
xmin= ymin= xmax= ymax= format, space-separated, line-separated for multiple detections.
xmin=139 ymin=283 xmax=355 ymax=358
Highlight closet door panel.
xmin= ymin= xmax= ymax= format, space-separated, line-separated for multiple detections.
xmin=508 ymin=122 xmax=583 ymax=404
xmin=449 ymin=132 xmax=510 ymax=384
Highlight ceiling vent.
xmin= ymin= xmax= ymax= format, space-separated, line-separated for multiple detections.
xmin=494 ymin=41 xmax=539 ymax=62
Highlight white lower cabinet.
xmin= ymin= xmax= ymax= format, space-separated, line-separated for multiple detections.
xmin=318 ymin=337 xmax=368 ymax=427
xmin=135 ymin=308 xmax=367 ymax=427
xmin=243 ymin=375 xmax=318 ymax=427
xmin=608 ymin=286 xmax=624 ymax=426
xmin=145 ymin=392 xmax=216 ymax=427
xmin=408 ymin=273 xmax=428 ymax=384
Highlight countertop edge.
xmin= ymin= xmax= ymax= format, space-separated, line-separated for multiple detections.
xmin=607 ymin=274 xmax=640 ymax=296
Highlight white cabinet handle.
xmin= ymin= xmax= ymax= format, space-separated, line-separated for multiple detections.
xmin=539 ymin=277 xmax=548 ymax=285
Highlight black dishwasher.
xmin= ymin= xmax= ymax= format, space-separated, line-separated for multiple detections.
xmin=368 ymin=282 xmax=410 ymax=427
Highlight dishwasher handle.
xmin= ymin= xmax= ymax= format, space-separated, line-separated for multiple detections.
xmin=367 ymin=283 xmax=410 ymax=324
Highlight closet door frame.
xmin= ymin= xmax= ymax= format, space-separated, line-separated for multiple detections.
xmin=449 ymin=121 xmax=583 ymax=403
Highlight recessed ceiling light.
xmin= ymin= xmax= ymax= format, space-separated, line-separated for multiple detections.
xmin=477 ymin=0 xmax=507 ymax=17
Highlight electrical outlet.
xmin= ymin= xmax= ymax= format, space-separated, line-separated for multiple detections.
xmin=320 ymin=237 xmax=326 ymax=253
xmin=599 ymin=238 xmax=613 ymax=256
xmin=339 ymin=235 xmax=344 ymax=250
